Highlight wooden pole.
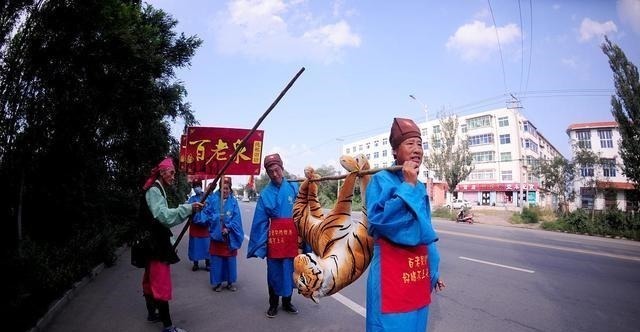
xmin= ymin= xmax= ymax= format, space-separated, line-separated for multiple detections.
xmin=288 ymin=165 xmax=402 ymax=182
xmin=173 ymin=67 xmax=306 ymax=250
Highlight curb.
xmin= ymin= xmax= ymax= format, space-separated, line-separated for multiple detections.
xmin=28 ymin=246 xmax=128 ymax=332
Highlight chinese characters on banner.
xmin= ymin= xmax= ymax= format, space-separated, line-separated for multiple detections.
xmin=179 ymin=126 xmax=264 ymax=180
xmin=456 ymin=182 xmax=539 ymax=192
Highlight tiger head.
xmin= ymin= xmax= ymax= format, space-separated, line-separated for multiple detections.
xmin=293 ymin=253 xmax=325 ymax=303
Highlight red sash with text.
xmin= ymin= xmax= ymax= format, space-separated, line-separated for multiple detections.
xmin=209 ymin=239 xmax=237 ymax=257
xmin=267 ymin=218 xmax=298 ymax=259
xmin=378 ymin=237 xmax=431 ymax=313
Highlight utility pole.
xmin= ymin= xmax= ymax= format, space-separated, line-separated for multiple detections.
xmin=336 ymin=138 xmax=344 ymax=201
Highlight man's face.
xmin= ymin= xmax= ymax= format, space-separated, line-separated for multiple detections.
xmin=266 ymin=164 xmax=284 ymax=186
xmin=160 ymin=168 xmax=176 ymax=186
xmin=394 ymin=137 xmax=424 ymax=165
xmin=222 ymin=183 xmax=231 ymax=199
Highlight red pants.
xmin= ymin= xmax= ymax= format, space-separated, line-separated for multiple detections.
xmin=142 ymin=260 xmax=172 ymax=301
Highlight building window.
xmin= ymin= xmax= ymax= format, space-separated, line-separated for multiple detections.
xmin=421 ymin=128 xmax=428 ymax=136
xmin=422 ymin=142 xmax=429 ymax=150
xmin=498 ymin=116 xmax=509 ymax=127
xmin=580 ymin=164 xmax=594 ymax=177
xmin=499 ymin=134 xmax=511 ymax=144
xmin=374 ymin=140 xmax=379 ymax=147
xmin=382 ymin=138 xmax=388 ymax=145
xmin=501 ymin=170 xmax=513 ymax=181
xmin=466 ymin=115 xmax=492 ymax=130
xmin=359 ymin=144 xmax=363 ymax=151
xmin=601 ymin=158 xmax=617 ymax=177
xmin=576 ymin=130 xmax=591 ymax=149
xmin=382 ymin=150 xmax=387 ymax=157
xmin=524 ymin=139 xmax=539 ymax=153
xmin=471 ymin=151 xmax=495 ymax=163
xmin=433 ymin=125 xmax=440 ymax=135
xmin=580 ymin=187 xmax=595 ymax=209
xmin=468 ymin=134 xmax=494 ymax=146
xmin=461 ymin=124 xmax=467 ymax=133
xmin=373 ymin=151 xmax=379 ymax=159
xmin=469 ymin=169 xmax=495 ymax=180
xmin=523 ymin=121 xmax=536 ymax=134
xmin=501 ymin=152 xmax=512 ymax=161
xmin=366 ymin=154 xmax=370 ymax=159
xmin=366 ymin=142 xmax=370 ymax=150
xmin=598 ymin=129 xmax=613 ymax=148
xmin=346 ymin=148 xmax=350 ymax=154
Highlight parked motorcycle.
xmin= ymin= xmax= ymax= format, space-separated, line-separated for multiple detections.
xmin=456 ymin=209 xmax=474 ymax=224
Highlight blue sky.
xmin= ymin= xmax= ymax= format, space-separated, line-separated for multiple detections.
xmin=146 ymin=0 xmax=640 ymax=184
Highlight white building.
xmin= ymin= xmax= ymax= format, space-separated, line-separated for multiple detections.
xmin=341 ymin=107 xmax=562 ymax=207
xmin=566 ymin=121 xmax=638 ymax=211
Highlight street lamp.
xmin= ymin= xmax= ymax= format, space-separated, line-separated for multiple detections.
xmin=409 ymin=94 xmax=428 ymax=123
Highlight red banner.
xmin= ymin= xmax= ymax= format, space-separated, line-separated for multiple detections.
xmin=182 ymin=126 xmax=264 ymax=177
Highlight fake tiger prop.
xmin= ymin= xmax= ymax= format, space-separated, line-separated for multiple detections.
xmin=292 ymin=154 xmax=373 ymax=303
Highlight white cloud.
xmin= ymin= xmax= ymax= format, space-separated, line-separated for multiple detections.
xmin=446 ymin=20 xmax=521 ymax=62
xmin=212 ymin=0 xmax=361 ymax=63
xmin=561 ymin=57 xmax=578 ymax=69
xmin=617 ymin=0 xmax=640 ymax=34
xmin=578 ymin=17 xmax=617 ymax=42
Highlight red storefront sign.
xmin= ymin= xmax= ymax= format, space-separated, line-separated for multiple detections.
xmin=456 ymin=182 xmax=539 ymax=192
xmin=180 ymin=126 xmax=264 ymax=177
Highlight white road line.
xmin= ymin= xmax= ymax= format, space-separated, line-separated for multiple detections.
xmin=331 ymin=293 xmax=367 ymax=318
xmin=459 ymin=256 xmax=535 ymax=273
xmin=439 ymin=229 xmax=640 ymax=263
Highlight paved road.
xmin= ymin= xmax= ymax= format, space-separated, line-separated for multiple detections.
xmin=39 ymin=202 xmax=640 ymax=332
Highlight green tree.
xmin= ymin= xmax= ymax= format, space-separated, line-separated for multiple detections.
xmin=534 ymin=156 xmax=575 ymax=214
xmin=424 ymin=112 xmax=474 ymax=206
xmin=0 ymin=1 xmax=201 ymax=330
xmin=601 ymin=36 xmax=640 ymax=189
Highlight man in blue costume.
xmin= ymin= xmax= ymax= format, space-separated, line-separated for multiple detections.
xmin=365 ymin=118 xmax=446 ymax=332
xmin=201 ymin=177 xmax=244 ymax=291
xmin=247 ymin=153 xmax=300 ymax=318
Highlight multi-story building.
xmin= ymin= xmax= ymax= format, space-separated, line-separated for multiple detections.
xmin=566 ymin=121 xmax=638 ymax=211
xmin=341 ymin=107 xmax=562 ymax=207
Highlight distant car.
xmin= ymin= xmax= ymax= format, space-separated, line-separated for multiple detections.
xmin=445 ymin=199 xmax=471 ymax=209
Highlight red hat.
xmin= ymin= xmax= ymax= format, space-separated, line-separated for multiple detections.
xmin=263 ymin=153 xmax=283 ymax=170
xmin=389 ymin=117 xmax=421 ymax=148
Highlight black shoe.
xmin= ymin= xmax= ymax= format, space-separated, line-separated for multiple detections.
xmin=191 ymin=264 xmax=199 ymax=271
xmin=147 ymin=312 xmax=160 ymax=322
xmin=213 ymin=284 xmax=223 ymax=292
xmin=266 ymin=306 xmax=278 ymax=318
xmin=282 ymin=303 xmax=298 ymax=314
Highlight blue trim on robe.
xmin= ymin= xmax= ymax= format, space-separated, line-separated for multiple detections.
xmin=365 ymin=167 xmax=441 ymax=332
xmin=247 ymin=180 xmax=299 ymax=296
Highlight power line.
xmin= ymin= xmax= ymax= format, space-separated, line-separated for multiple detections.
xmin=525 ymin=0 xmax=533 ymax=94
xmin=487 ymin=0 xmax=508 ymax=94
xmin=518 ymin=0 xmax=524 ymax=93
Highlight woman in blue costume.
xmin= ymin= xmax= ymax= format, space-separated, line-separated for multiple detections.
xmin=247 ymin=153 xmax=301 ymax=318
xmin=187 ymin=181 xmax=210 ymax=271
xmin=202 ymin=177 xmax=244 ymax=291
xmin=365 ymin=118 xmax=446 ymax=332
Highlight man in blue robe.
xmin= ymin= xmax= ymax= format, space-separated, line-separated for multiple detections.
xmin=365 ymin=118 xmax=446 ymax=332
xmin=203 ymin=177 xmax=244 ymax=291
xmin=247 ymin=153 xmax=300 ymax=318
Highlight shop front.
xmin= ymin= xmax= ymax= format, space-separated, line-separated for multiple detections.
xmin=455 ymin=182 xmax=539 ymax=206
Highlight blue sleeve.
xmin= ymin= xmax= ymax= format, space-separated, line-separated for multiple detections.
xmin=428 ymin=241 xmax=440 ymax=289
xmin=226 ymin=198 xmax=245 ymax=250
xmin=247 ymin=194 xmax=269 ymax=259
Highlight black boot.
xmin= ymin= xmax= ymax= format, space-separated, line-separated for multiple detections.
xmin=144 ymin=294 xmax=160 ymax=322
xmin=192 ymin=261 xmax=199 ymax=271
xmin=282 ymin=296 xmax=298 ymax=314
xmin=267 ymin=286 xmax=279 ymax=318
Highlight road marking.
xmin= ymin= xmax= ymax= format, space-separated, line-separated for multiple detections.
xmin=331 ymin=292 xmax=366 ymax=318
xmin=438 ymin=229 xmax=640 ymax=263
xmin=459 ymin=256 xmax=535 ymax=273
